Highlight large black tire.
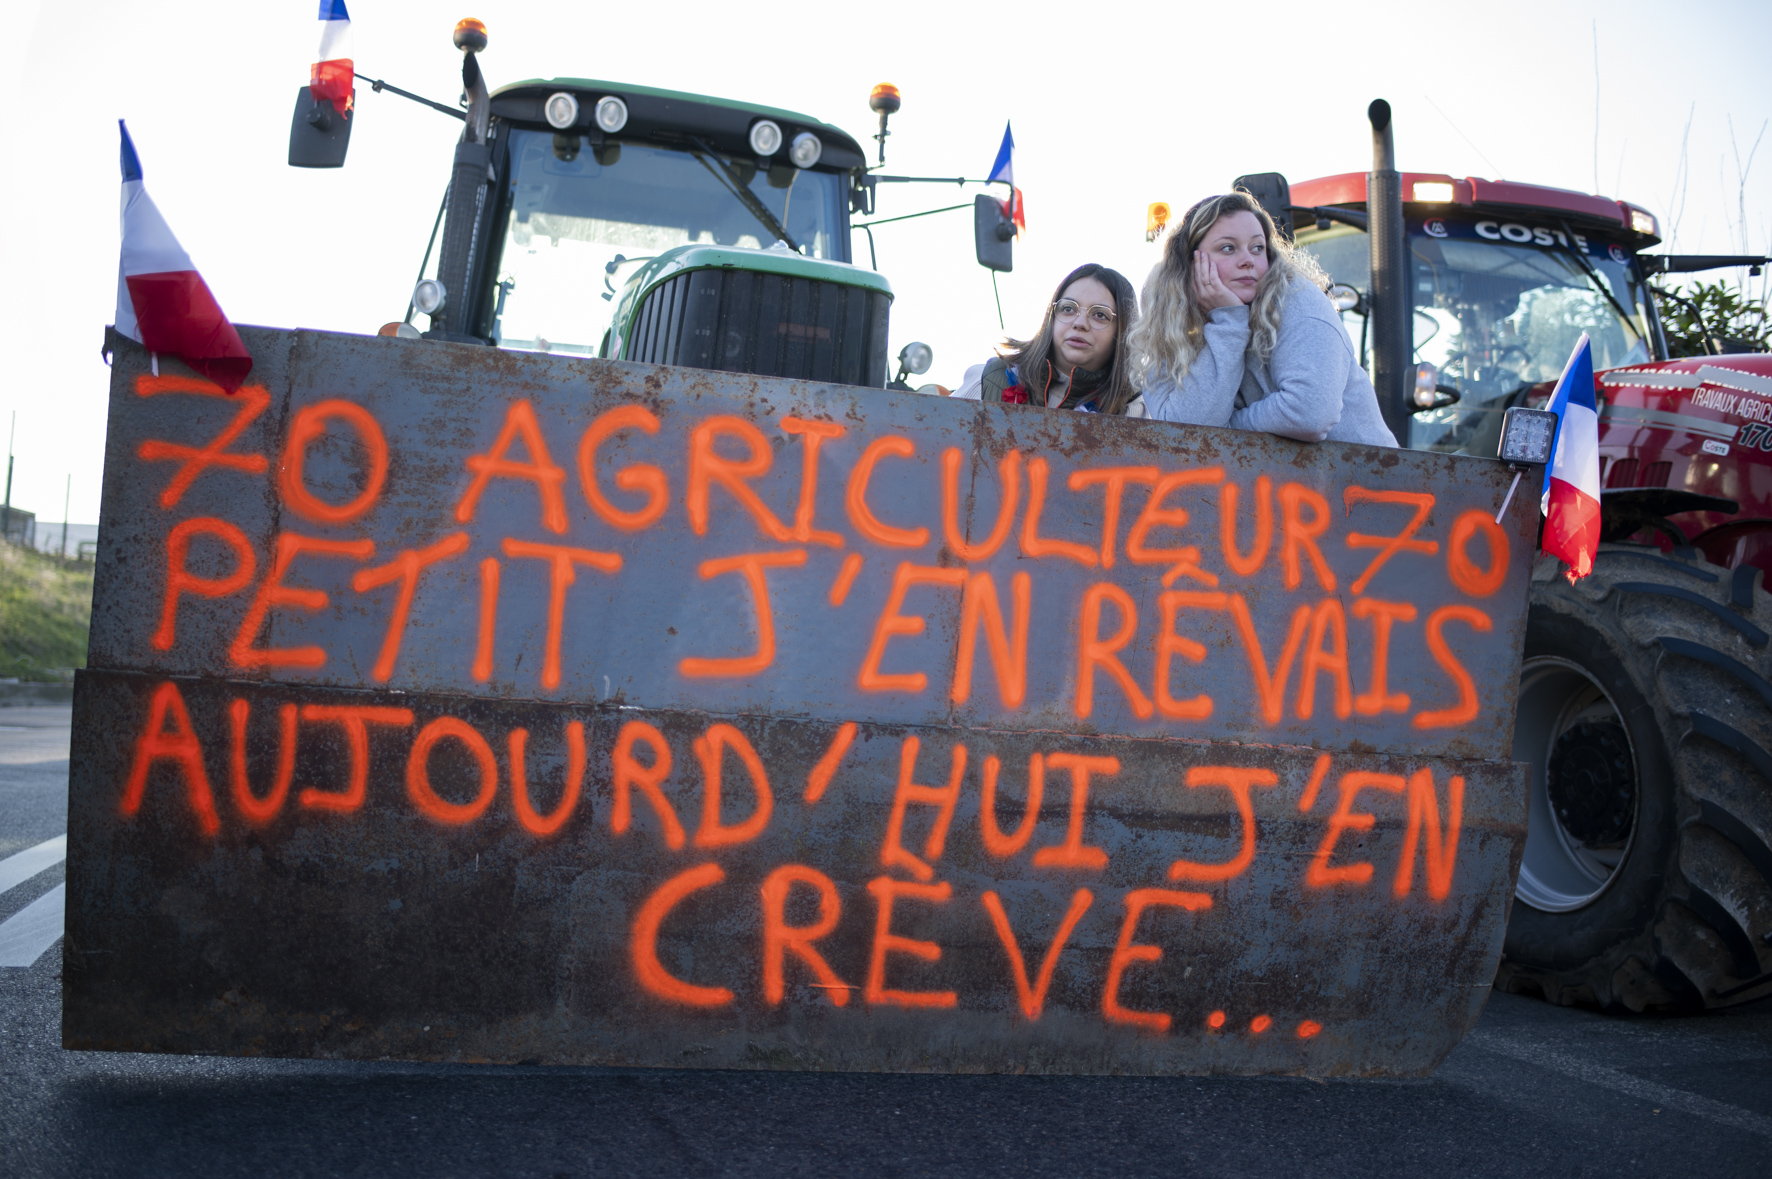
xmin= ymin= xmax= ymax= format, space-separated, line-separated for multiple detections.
xmin=1498 ymin=543 xmax=1772 ymax=1011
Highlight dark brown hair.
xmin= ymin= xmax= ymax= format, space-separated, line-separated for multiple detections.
xmin=1001 ymin=263 xmax=1140 ymax=414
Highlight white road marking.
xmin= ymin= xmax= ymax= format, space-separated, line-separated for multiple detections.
xmin=0 ymin=835 xmax=66 ymax=896
xmin=1468 ymin=1030 xmax=1772 ymax=1138
xmin=0 ymin=883 xmax=64 ymax=968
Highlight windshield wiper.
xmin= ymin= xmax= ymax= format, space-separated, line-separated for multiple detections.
xmin=686 ymin=137 xmax=799 ymax=254
xmin=1554 ymin=219 xmax=1644 ymax=345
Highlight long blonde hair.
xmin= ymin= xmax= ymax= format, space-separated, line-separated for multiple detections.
xmin=1128 ymin=191 xmax=1327 ymax=389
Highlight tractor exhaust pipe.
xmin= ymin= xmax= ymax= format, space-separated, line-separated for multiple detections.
xmin=1366 ymin=100 xmax=1411 ymax=443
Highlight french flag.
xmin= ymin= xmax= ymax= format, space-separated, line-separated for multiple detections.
xmin=311 ymin=0 xmax=354 ymax=115
xmin=116 ymin=122 xmax=252 ymax=393
xmin=1540 ymin=333 xmax=1601 ymax=581
xmin=986 ymin=123 xmax=1026 ymax=235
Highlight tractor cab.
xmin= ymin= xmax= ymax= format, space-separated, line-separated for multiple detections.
xmin=287 ymin=21 xmax=1020 ymax=390
xmin=479 ymin=79 xmax=884 ymax=377
xmin=1282 ymin=172 xmax=1665 ymax=457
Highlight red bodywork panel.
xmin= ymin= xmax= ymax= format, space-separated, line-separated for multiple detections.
xmin=1594 ymin=355 xmax=1772 ymax=572
xmin=1289 ymin=172 xmax=1658 ymax=240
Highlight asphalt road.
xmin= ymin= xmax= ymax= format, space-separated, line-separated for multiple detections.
xmin=3 ymin=704 xmax=1769 ymax=1177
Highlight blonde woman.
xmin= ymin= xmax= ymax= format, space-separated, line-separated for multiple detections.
xmin=1130 ymin=192 xmax=1395 ymax=446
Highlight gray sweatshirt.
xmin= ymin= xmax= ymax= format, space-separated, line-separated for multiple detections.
xmin=1141 ymin=280 xmax=1398 ymax=447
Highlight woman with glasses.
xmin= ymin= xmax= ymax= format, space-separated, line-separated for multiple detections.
xmin=1130 ymin=192 xmax=1395 ymax=445
xmin=952 ymin=263 xmax=1142 ymax=414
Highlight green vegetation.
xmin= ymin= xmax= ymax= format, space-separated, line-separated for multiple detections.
xmin=0 ymin=542 xmax=92 ymax=678
xmin=1658 ymin=278 xmax=1771 ymax=357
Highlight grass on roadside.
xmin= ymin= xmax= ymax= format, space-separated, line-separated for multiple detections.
xmin=0 ymin=541 xmax=93 ymax=678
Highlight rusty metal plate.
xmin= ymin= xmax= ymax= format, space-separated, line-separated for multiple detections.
xmin=66 ymin=327 xmax=1536 ymax=1075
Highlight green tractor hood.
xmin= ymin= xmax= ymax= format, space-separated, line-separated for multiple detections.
xmin=611 ymin=244 xmax=894 ymax=389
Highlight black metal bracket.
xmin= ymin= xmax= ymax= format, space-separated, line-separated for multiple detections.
xmin=363 ymin=74 xmax=467 ymax=122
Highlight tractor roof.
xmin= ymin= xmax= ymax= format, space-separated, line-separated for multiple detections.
xmin=490 ymin=78 xmax=868 ymax=171
xmin=1291 ymin=172 xmax=1661 ymax=245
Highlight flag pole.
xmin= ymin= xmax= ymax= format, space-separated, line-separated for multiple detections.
xmin=991 ymin=272 xmax=1004 ymax=330
xmin=1494 ymin=469 xmax=1523 ymax=524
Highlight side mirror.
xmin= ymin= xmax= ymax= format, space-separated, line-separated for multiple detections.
xmin=1232 ymin=172 xmax=1294 ymax=241
xmin=974 ymin=194 xmax=1014 ymax=272
xmin=1411 ymin=361 xmax=1461 ymax=411
xmin=289 ymin=87 xmax=353 ymax=168
xmin=1327 ymin=283 xmax=1365 ymax=315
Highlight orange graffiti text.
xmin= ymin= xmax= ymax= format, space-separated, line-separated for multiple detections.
xmin=1075 ymin=583 xmax=1154 ymax=719
xmin=761 ymin=864 xmax=850 ymax=1006
xmin=880 ymin=735 xmax=967 ymax=881
xmin=121 ymin=680 xmax=219 ymax=835
xmin=1101 ymin=888 xmax=1211 ymax=1032
xmin=508 ymin=721 xmax=585 ymax=837
xmin=298 ymin=704 xmax=415 ymax=812
xmin=134 ymin=377 xmax=271 ymax=507
xmin=858 ymin=562 xmax=966 ymax=693
xmin=351 ymin=532 xmax=470 ymax=681
xmin=154 ymin=517 xmax=256 ymax=652
xmin=692 ymin=723 xmax=774 ymax=849
xmin=679 ymin=549 xmax=806 ymax=679
xmin=1394 ymin=768 xmax=1464 ymax=900
xmin=980 ymin=753 xmax=1044 ymax=858
xmin=611 ymin=720 xmax=685 ymax=849
xmin=228 ymin=698 xmax=296 ymax=825
xmin=865 ymin=876 xmax=956 ymax=1009
xmin=632 ymin=862 xmax=734 ymax=1007
xmin=406 ymin=715 xmax=498 ymax=825
xmin=687 ymin=416 xmax=793 ymax=542
xmin=278 ymin=399 xmax=389 ymax=524
xmin=981 ymin=888 xmax=1094 ymax=1020
xmin=1032 ymin=753 xmax=1115 ymax=871
xmin=1279 ymin=483 xmax=1335 ymax=592
xmin=1342 ymin=488 xmax=1437 ymax=595
xmin=578 ymin=405 xmax=668 ymax=531
xmin=502 ymin=538 xmax=624 ymax=689
xmin=845 ymin=436 xmax=928 ymax=548
xmin=780 ymin=416 xmax=847 ymax=547
xmin=1306 ymin=771 xmax=1407 ymax=888
xmin=1413 ymin=605 xmax=1492 ymax=729
xmin=455 ymin=399 xmax=569 ymax=534
xmin=228 ymin=533 xmax=374 ymax=669
xmin=1167 ymin=766 xmax=1279 ymax=882
xmin=1020 ymin=456 xmax=1097 ymax=566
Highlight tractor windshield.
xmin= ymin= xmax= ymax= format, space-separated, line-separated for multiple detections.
xmin=1297 ymin=215 xmax=1653 ymax=455
xmin=488 ymin=128 xmax=846 ymax=356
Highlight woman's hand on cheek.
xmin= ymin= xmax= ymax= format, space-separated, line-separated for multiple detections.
xmin=1193 ymin=249 xmax=1244 ymax=312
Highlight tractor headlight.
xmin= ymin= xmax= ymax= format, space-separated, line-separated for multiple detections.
xmin=413 ymin=279 xmax=446 ymax=316
xmin=749 ymin=119 xmax=783 ymax=157
xmin=594 ymin=95 xmax=629 ymax=134
xmin=544 ymin=92 xmax=579 ymax=130
xmin=898 ymin=341 xmax=933 ymax=376
xmin=789 ymin=131 xmax=823 ymax=169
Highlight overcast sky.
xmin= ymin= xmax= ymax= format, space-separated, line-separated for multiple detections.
xmin=4 ymin=0 xmax=1768 ymax=526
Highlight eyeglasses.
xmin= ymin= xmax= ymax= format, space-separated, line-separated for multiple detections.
xmin=1053 ymin=300 xmax=1117 ymax=328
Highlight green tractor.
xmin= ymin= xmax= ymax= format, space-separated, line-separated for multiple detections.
xmin=288 ymin=19 xmax=1016 ymax=389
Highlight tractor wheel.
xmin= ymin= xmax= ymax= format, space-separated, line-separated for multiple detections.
xmin=1497 ymin=543 xmax=1772 ymax=1011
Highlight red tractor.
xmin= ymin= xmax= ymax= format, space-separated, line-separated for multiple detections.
xmin=1238 ymin=102 xmax=1772 ymax=1012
